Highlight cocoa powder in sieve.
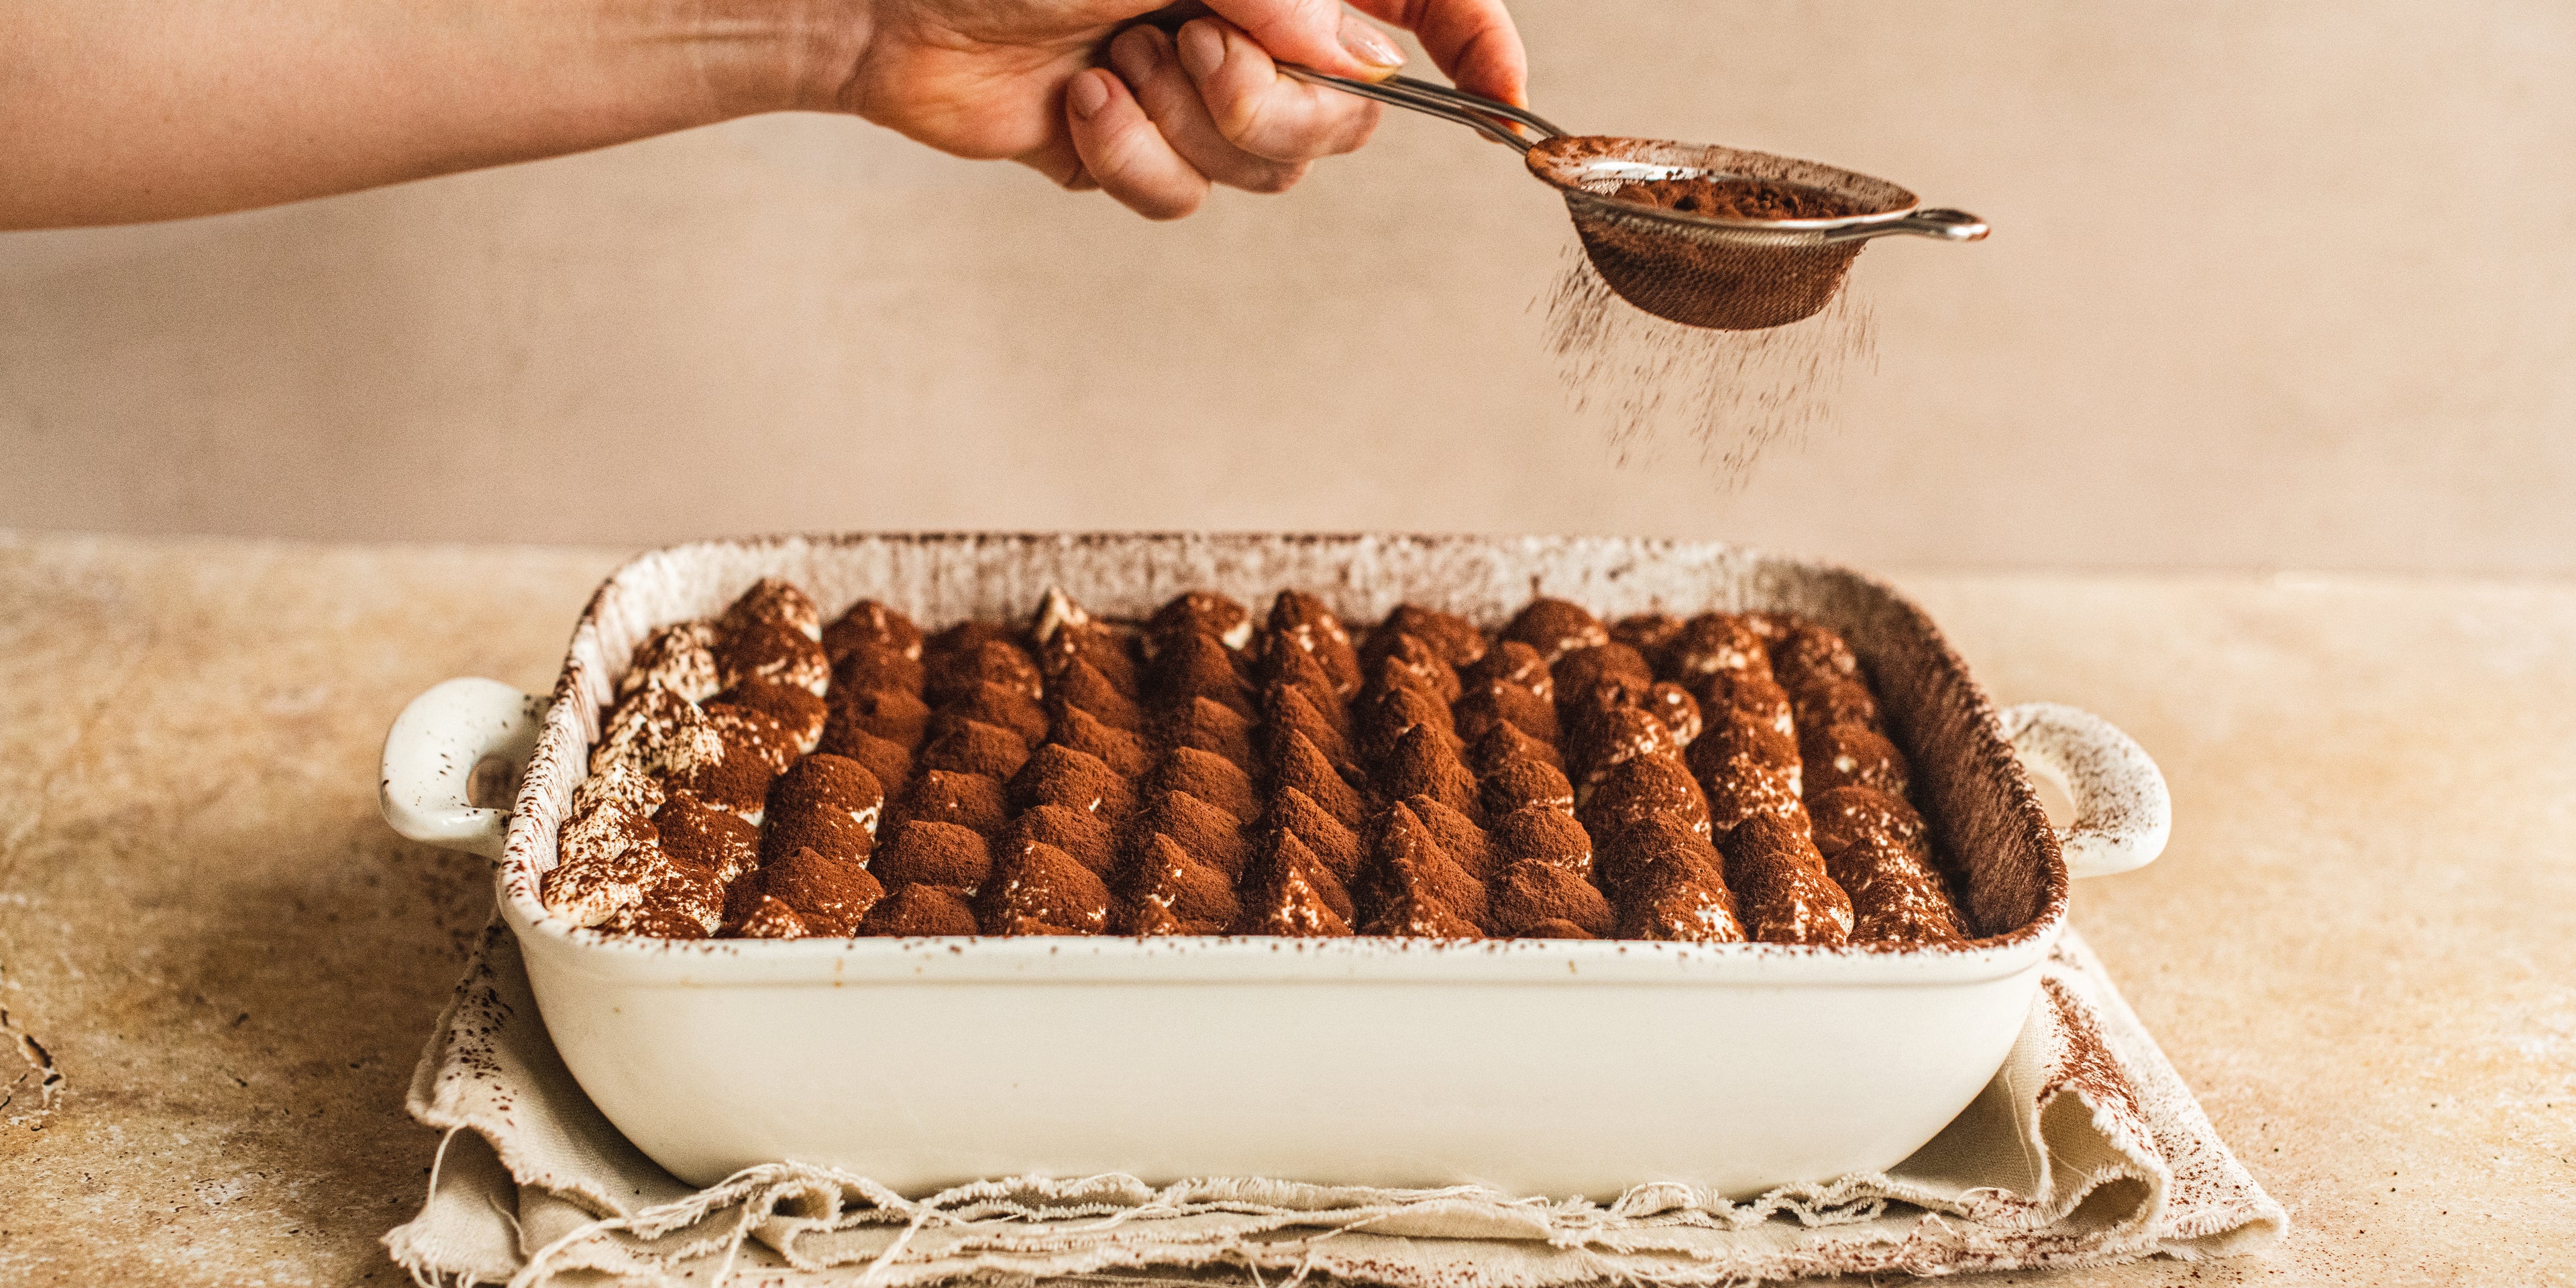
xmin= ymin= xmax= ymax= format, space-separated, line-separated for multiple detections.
xmin=1610 ymin=176 xmax=1860 ymax=221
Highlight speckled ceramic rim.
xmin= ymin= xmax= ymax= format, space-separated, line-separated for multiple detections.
xmin=493 ymin=534 xmax=2076 ymax=987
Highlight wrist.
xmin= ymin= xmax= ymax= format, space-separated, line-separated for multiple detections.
xmin=676 ymin=0 xmax=875 ymax=117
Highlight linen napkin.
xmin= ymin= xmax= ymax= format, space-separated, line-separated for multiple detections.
xmin=384 ymin=924 xmax=2281 ymax=1287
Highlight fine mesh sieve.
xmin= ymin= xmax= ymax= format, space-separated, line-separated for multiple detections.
xmin=1283 ymin=67 xmax=1989 ymax=329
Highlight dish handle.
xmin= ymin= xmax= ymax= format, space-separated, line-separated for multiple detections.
xmin=380 ymin=678 xmax=547 ymax=860
xmin=1998 ymin=702 xmax=2171 ymax=879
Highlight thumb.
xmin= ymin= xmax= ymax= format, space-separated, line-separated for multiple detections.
xmin=1201 ymin=0 xmax=1407 ymax=81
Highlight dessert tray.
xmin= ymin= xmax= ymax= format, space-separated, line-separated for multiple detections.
xmin=380 ymin=533 xmax=2171 ymax=1199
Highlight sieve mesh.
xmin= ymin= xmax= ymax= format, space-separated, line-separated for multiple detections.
xmin=1269 ymin=66 xmax=1982 ymax=330
xmin=1527 ymin=136 xmax=1919 ymax=331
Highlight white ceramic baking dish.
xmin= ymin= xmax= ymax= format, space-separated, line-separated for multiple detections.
xmin=382 ymin=534 xmax=2169 ymax=1199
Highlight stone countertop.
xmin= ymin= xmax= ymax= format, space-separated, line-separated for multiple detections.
xmin=0 ymin=533 xmax=2568 ymax=1285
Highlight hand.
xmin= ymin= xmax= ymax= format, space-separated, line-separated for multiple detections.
xmin=820 ymin=0 xmax=1528 ymax=219
xmin=0 ymin=0 xmax=1523 ymax=229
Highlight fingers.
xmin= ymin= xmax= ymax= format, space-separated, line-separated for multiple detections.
xmin=1063 ymin=21 xmax=1375 ymax=216
xmin=1173 ymin=17 xmax=1381 ymax=164
xmin=1110 ymin=26 xmax=1311 ymax=194
xmin=1204 ymin=0 xmax=1409 ymax=83
xmin=1059 ymin=0 xmax=1500 ymax=219
xmin=1065 ymin=66 xmax=1207 ymax=220
xmin=1201 ymin=0 xmax=1529 ymax=105
xmin=1016 ymin=133 xmax=1098 ymax=193
xmin=1346 ymin=0 xmax=1529 ymax=105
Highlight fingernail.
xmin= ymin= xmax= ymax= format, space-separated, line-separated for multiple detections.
xmin=1068 ymin=70 xmax=1112 ymax=120
xmin=1178 ymin=19 xmax=1226 ymax=82
xmin=1111 ymin=28 xmax=1162 ymax=83
xmin=1338 ymin=13 xmax=1405 ymax=72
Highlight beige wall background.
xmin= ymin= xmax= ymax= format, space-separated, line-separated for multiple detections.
xmin=3 ymin=1 xmax=2571 ymax=572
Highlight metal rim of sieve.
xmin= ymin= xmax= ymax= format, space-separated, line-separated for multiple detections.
xmin=1283 ymin=66 xmax=1988 ymax=327
xmin=1523 ymin=136 xmax=1988 ymax=250
xmin=1525 ymin=136 xmax=1987 ymax=328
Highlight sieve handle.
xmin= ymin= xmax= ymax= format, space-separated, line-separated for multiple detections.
xmin=1825 ymin=207 xmax=1989 ymax=244
xmin=1279 ymin=64 xmax=1563 ymax=150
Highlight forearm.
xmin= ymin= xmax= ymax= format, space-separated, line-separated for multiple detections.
xmin=0 ymin=0 xmax=857 ymax=229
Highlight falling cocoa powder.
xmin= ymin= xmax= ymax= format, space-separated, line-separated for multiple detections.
xmin=1542 ymin=242 xmax=1876 ymax=483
